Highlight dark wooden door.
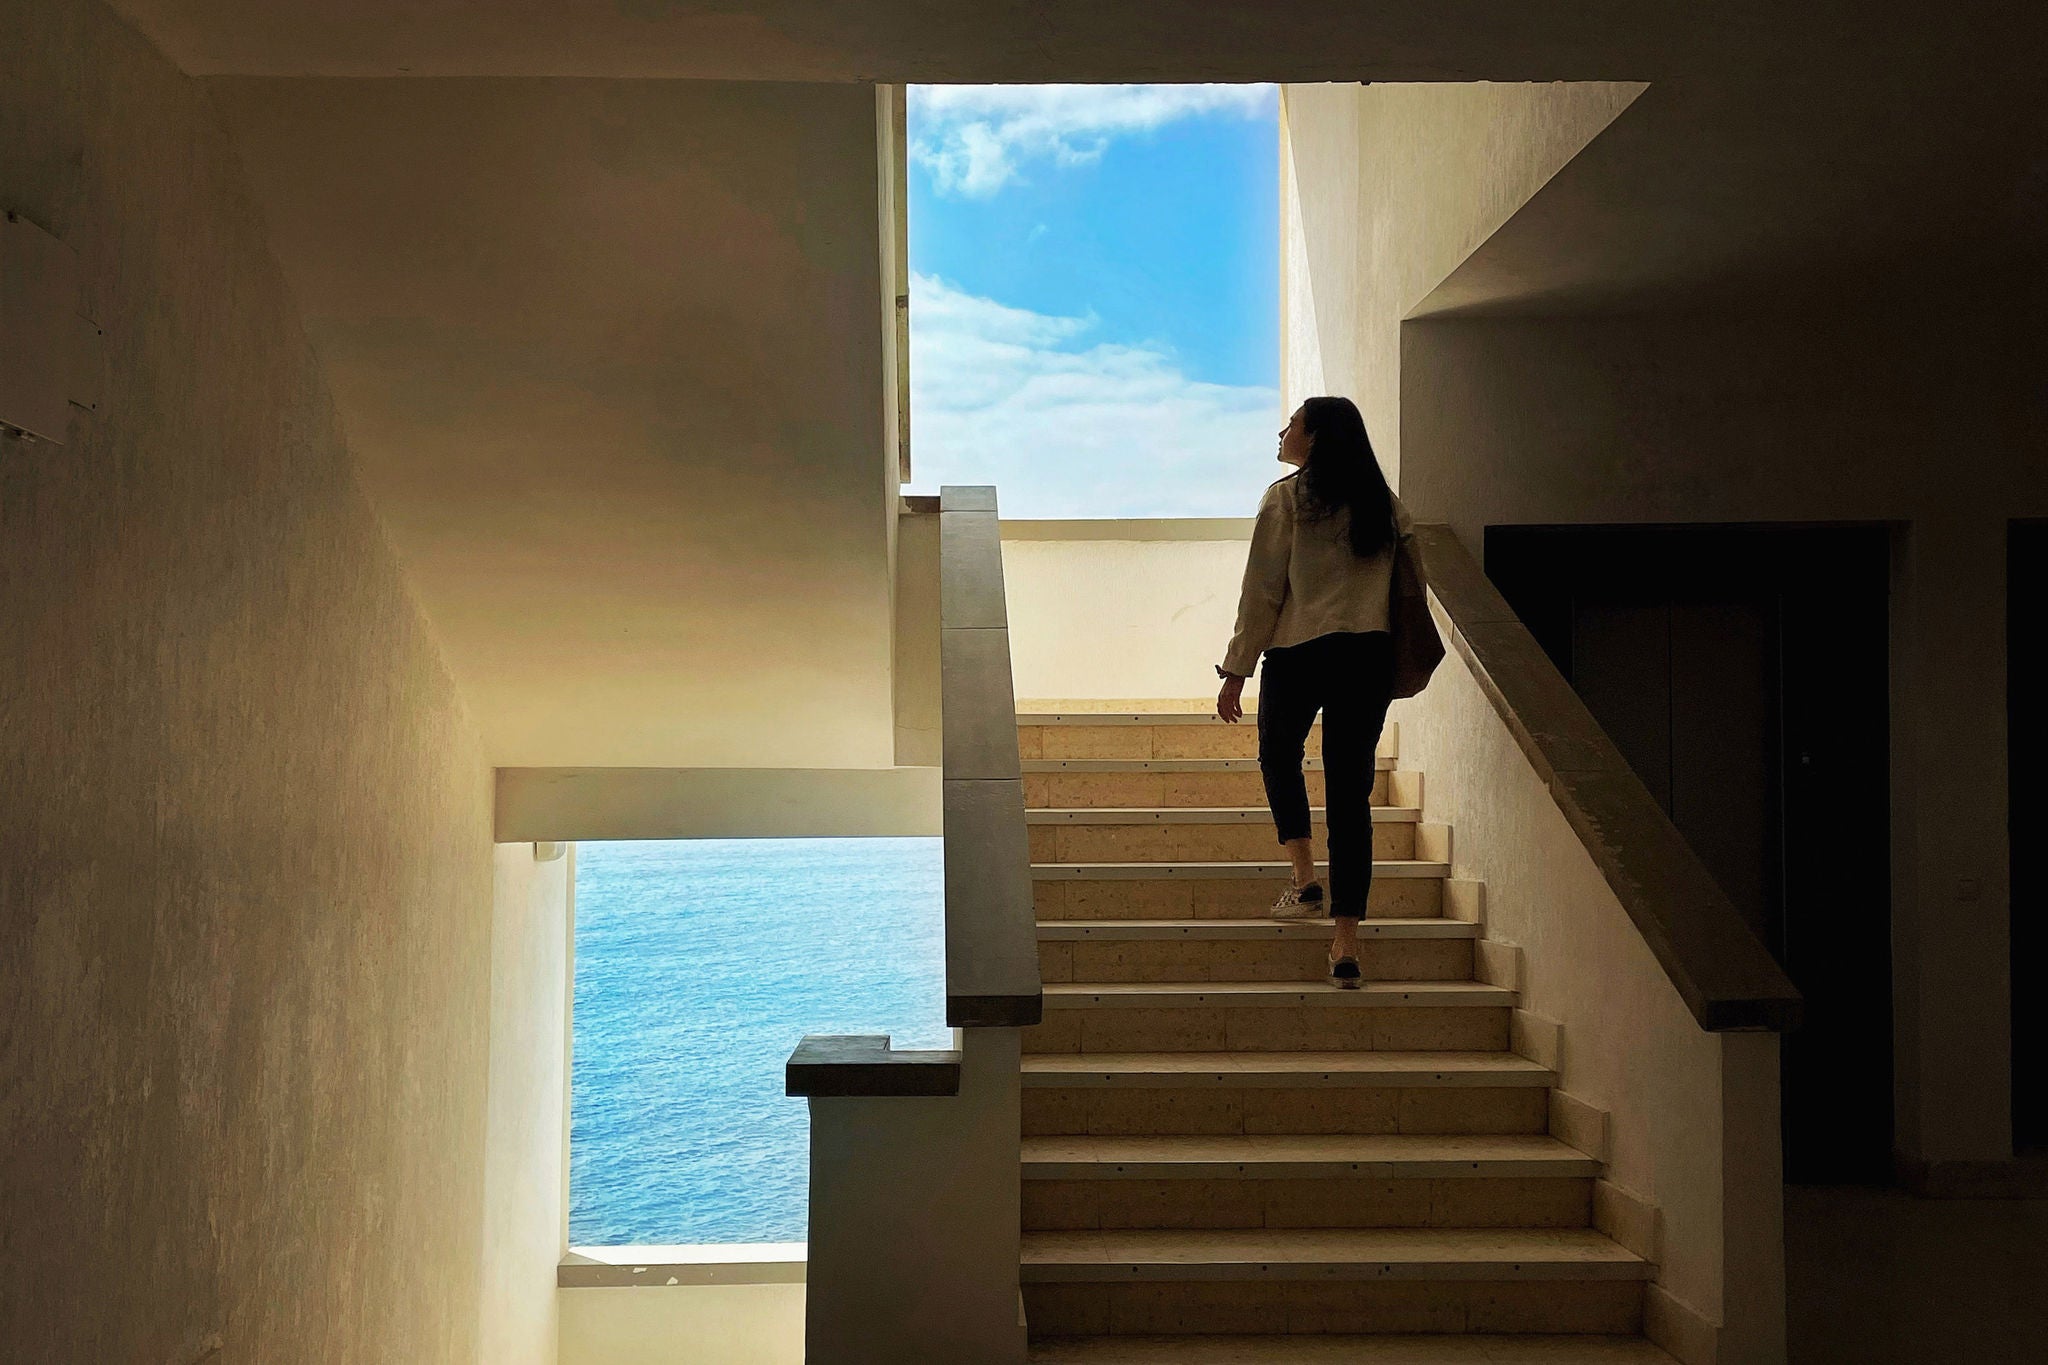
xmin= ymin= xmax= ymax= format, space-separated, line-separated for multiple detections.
xmin=2014 ymin=522 xmax=2047 ymax=1153
xmin=1487 ymin=524 xmax=1892 ymax=1183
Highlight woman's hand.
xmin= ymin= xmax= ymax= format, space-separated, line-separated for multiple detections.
xmin=1216 ymin=672 xmax=1246 ymax=724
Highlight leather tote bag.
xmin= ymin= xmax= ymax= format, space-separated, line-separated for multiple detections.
xmin=1389 ymin=534 xmax=1444 ymax=700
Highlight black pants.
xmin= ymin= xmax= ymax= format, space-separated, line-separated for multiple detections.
xmin=1257 ymin=631 xmax=1395 ymax=920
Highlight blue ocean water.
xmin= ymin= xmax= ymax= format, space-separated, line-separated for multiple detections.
xmin=569 ymin=838 xmax=949 ymax=1246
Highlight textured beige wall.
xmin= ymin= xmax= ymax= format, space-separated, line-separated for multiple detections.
xmin=1279 ymin=81 xmax=1642 ymax=486
xmin=1400 ymin=307 xmax=2048 ymax=1164
xmin=894 ymin=509 xmax=942 ymax=765
xmin=0 ymin=3 xmax=501 ymax=1360
xmin=480 ymin=846 xmax=574 ymax=1365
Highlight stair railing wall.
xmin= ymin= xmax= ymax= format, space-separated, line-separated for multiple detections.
xmin=1393 ymin=523 xmax=1796 ymax=1365
xmin=786 ymin=485 xmax=1039 ymax=1365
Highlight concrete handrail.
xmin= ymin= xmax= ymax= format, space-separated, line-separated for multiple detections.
xmin=1411 ymin=524 xmax=1802 ymax=1033
xmin=784 ymin=488 xmax=1033 ymax=1365
xmin=936 ymin=484 xmax=1043 ymax=1026
xmin=784 ymin=483 xmax=1041 ymax=1102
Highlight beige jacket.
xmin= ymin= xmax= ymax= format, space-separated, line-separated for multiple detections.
xmin=1220 ymin=475 xmax=1413 ymax=678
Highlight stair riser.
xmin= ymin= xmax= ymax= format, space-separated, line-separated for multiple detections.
xmin=1022 ymin=1176 xmax=1592 ymax=1232
xmin=1035 ymin=877 xmax=1441 ymax=922
xmin=1038 ymin=937 xmax=1472 ymax=985
xmin=1023 ymin=1085 xmax=1548 ymax=1138
xmin=1025 ymin=1006 xmax=1511 ymax=1055
xmin=1021 ymin=725 xmax=1322 ymax=762
xmin=1030 ymin=822 xmax=1414 ymax=864
xmin=1023 ymin=1279 xmax=1644 ymax=1337
xmin=1025 ymin=771 xmax=1354 ymax=809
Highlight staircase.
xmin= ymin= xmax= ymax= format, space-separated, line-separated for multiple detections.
xmin=1014 ymin=709 xmax=1673 ymax=1363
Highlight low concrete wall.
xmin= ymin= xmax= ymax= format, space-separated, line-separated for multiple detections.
xmin=559 ymin=1284 xmax=803 ymax=1365
xmin=799 ymin=1028 xmax=1024 ymax=1364
xmin=1001 ymin=521 xmax=1253 ymax=705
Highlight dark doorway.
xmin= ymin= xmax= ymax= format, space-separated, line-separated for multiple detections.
xmin=2014 ymin=523 xmax=2048 ymax=1153
xmin=1486 ymin=524 xmax=1893 ymax=1184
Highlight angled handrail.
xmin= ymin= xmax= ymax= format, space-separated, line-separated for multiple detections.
xmin=1411 ymin=524 xmax=1801 ymax=1032
xmin=937 ymin=485 xmax=1043 ymax=1026
xmin=785 ymin=487 xmax=1035 ymax=1365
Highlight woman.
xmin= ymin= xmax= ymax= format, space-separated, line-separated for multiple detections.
xmin=1215 ymin=396 xmax=1411 ymax=989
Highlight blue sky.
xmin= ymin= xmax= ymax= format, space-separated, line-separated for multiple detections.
xmin=906 ymin=85 xmax=1281 ymax=518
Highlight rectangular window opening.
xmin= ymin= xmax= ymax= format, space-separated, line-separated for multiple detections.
xmin=568 ymin=836 xmax=946 ymax=1250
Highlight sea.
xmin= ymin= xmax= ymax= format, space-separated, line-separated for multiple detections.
xmin=569 ymin=837 xmax=949 ymax=1247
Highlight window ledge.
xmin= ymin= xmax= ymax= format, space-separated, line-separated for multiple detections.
xmin=559 ymin=1243 xmax=807 ymax=1288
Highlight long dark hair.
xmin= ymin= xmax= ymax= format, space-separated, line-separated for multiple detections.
xmin=1295 ymin=396 xmax=1395 ymax=557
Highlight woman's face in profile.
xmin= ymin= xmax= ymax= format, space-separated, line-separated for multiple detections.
xmin=1278 ymin=407 xmax=1311 ymax=468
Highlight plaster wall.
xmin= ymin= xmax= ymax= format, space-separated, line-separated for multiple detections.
xmin=479 ymin=845 xmax=575 ymax=1365
xmin=1279 ymin=81 xmax=1643 ymax=486
xmin=560 ymin=1284 xmax=804 ymax=1365
xmin=205 ymin=76 xmax=898 ymax=771
xmin=494 ymin=767 xmax=941 ymax=842
xmin=1 ymin=2 xmax=499 ymax=1359
xmin=1400 ymin=307 xmax=2048 ymax=1164
xmin=896 ymin=509 xmax=943 ymax=764
xmin=1388 ymin=651 xmax=1769 ymax=1349
xmin=1001 ymin=525 xmax=1256 ymax=705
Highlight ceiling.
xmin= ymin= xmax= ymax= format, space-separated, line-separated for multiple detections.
xmin=111 ymin=0 xmax=2041 ymax=85
xmin=207 ymin=77 xmax=901 ymax=769
xmin=101 ymin=1 xmax=2048 ymax=768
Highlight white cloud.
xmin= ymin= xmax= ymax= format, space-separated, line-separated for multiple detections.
xmin=910 ymin=84 xmax=1273 ymax=197
xmin=908 ymin=273 xmax=1283 ymax=518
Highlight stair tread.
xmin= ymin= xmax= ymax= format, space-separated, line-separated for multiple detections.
xmin=1029 ymin=1335 xmax=1678 ymax=1363
xmin=1027 ymin=806 xmax=1418 ymax=823
xmin=1039 ymin=919 xmax=1475 ymax=940
xmin=1034 ymin=860 xmax=1448 ymax=879
xmin=1022 ymin=758 xmax=1392 ymax=772
xmin=1020 ymin=1051 xmax=1554 ymax=1087
xmin=1021 ymin=1133 xmax=1597 ymax=1176
xmin=1020 ymin=1227 xmax=1653 ymax=1279
xmin=1043 ymin=981 xmax=1512 ymax=1008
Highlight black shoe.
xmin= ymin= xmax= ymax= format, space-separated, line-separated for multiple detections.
xmin=1328 ymin=955 xmax=1362 ymax=989
xmin=1270 ymin=882 xmax=1327 ymax=920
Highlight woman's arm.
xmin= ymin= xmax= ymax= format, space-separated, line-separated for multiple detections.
xmin=1219 ymin=483 xmax=1293 ymax=680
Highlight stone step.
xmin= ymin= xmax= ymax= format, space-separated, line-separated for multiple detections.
xmin=1023 ymin=757 xmax=1393 ymax=773
xmin=1017 ymin=714 xmax=1399 ymax=766
xmin=1020 ymin=1135 xmax=1596 ymax=1233
xmin=1021 ymin=1051 xmax=1553 ymax=1088
xmin=1021 ymin=1133 xmax=1599 ymax=1180
xmin=1025 ymin=764 xmax=1355 ymax=812
xmin=1034 ymin=862 xmax=1446 ymax=923
xmin=1021 ymin=1052 xmax=1554 ymax=1139
xmin=1037 ymin=919 xmax=1475 ymax=941
xmin=1029 ymin=1334 xmax=1679 ymax=1362
xmin=1020 ymin=1226 xmax=1652 ymax=1283
xmin=1028 ymin=806 xmax=1419 ymax=825
xmin=1027 ymin=984 xmax=1514 ymax=1056
xmin=1021 ymin=1229 xmax=1650 ymax=1336
xmin=1020 ymin=720 xmax=1319 ymax=762
xmin=1037 ymin=924 xmax=1473 ymax=985
xmin=1044 ymin=982 xmax=1512 ymax=1009
xmin=1030 ymin=815 xmax=1415 ymax=863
